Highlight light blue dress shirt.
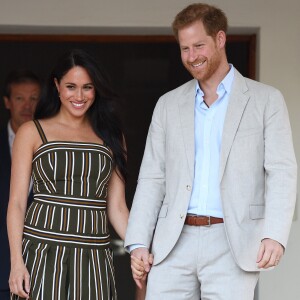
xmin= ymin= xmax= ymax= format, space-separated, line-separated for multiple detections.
xmin=188 ymin=65 xmax=234 ymax=218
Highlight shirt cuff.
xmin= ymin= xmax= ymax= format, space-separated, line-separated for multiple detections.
xmin=126 ymin=243 xmax=147 ymax=253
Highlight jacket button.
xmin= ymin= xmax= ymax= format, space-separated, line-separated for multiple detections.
xmin=180 ymin=214 xmax=184 ymax=219
xmin=186 ymin=185 xmax=191 ymax=191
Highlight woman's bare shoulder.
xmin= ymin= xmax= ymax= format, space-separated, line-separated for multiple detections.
xmin=17 ymin=120 xmax=39 ymax=136
xmin=15 ymin=120 xmax=41 ymax=151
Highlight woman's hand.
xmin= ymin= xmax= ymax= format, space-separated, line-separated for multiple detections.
xmin=131 ymin=251 xmax=154 ymax=289
xmin=131 ymin=255 xmax=146 ymax=280
xmin=9 ymin=262 xmax=30 ymax=299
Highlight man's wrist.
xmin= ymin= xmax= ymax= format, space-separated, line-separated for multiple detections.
xmin=126 ymin=243 xmax=147 ymax=253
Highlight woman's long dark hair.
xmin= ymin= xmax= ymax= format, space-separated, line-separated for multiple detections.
xmin=35 ymin=49 xmax=127 ymax=181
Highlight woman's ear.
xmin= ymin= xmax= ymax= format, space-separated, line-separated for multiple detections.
xmin=54 ymin=78 xmax=59 ymax=93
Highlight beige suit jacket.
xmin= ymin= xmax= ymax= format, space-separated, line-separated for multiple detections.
xmin=125 ymin=68 xmax=297 ymax=271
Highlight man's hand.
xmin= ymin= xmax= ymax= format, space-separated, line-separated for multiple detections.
xmin=256 ymin=238 xmax=284 ymax=269
xmin=131 ymin=247 xmax=153 ymax=289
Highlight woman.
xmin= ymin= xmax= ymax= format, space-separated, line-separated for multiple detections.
xmin=7 ymin=49 xmax=133 ymax=299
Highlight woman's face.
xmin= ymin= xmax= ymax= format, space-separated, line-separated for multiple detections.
xmin=55 ymin=66 xmax=95 ymax=118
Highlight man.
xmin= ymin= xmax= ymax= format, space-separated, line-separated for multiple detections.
xmin=0 ymin=69 xmax=41 ymax=300
xmin=125 ymin=3 xmax=297 ymax=300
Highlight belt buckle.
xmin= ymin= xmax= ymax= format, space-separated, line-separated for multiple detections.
xmin=205 ymin=215 xmax=211 ymax=227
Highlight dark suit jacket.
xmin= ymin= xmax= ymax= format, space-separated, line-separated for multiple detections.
xmin=0 ymin=126 xmax=33 ymax=299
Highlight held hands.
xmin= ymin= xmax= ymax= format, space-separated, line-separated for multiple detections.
xmin=256 ymin=238 xmax=284 ymax=269
xmin=131 ymin=248 xmax=153 ymax=289
xmin=9 ymin=262 xmax=30 ymax=299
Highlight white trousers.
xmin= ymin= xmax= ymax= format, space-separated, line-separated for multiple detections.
xmin=146 ymin=224 xmax=259 ymax=300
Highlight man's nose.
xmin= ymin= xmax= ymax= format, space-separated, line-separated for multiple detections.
xmin=23 ymin=98 xmax=33 ymax=109
xmin=187 ymin=49 xmax=197 ymax=62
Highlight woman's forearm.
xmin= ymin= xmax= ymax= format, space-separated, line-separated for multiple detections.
xmin=109 ymin=202 xmax=129 ymax=240
xmin=7 ymin=201 xmax=26 ymax=263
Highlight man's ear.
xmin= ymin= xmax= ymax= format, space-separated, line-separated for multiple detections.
xmin=3 ymin=96 xmax=11 ymax=110
xmin=216 ymin=30 xmax=226 ymax=49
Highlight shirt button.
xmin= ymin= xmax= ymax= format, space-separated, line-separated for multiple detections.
xmin=186 ymin=185 xmax=191 ymax=191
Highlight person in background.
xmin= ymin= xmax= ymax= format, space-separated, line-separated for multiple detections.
xmin=0 ymin=69 xmax=41 ymax=300
xmin=125 ymin=3 xmax=297 ymax=299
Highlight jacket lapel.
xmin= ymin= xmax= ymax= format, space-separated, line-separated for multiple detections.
xmin=219 ymin=70 xmax=250 ymax=181
xmin=178 ymin=79 xmax=197 ymax=180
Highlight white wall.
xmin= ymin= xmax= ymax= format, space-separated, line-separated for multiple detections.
xmin=1 ymin=0 xmax=299 ymax=298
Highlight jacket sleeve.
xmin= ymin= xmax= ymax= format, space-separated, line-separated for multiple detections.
xmin=262 ymin=88 xmax=297 ymax=248
xmin=124 ymin=96 xmax=167 ymax=248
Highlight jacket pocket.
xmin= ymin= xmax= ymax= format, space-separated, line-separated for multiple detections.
xmin=158 ymin=204 xmax=168 ymax=218
xmin=249 ymin=204 xmax=265 ymax=219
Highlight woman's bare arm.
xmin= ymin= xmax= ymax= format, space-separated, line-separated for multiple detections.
xmin=7 ymin=121 xmax=38 ymax=298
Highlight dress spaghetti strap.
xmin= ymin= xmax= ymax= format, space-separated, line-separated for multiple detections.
xmin=33 ymin=119 xmax=48 ymax=144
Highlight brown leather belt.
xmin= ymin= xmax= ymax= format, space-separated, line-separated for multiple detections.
xmin=184 ymin=215 xmax=224 ymax=226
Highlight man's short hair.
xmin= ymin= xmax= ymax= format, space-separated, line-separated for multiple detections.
xmin=3 ymin=69 xmax=41 ymax=98
xmin=172 ymin=3 xmax=228 ymax=40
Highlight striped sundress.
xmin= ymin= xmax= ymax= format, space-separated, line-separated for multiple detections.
xmin=11 ymin=120 xmax=117 ymax=300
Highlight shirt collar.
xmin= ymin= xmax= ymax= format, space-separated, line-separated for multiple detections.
xmin=195 ymin=64 xmax=235 ymax=98
xmin=7 ymin=120 xmax=16 ymax=157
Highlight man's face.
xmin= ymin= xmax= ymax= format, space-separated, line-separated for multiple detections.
xmin=178 ymin=21 xmax=225 ymax=84
xmin=4 ymin=82 xmax=40 ymax=132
